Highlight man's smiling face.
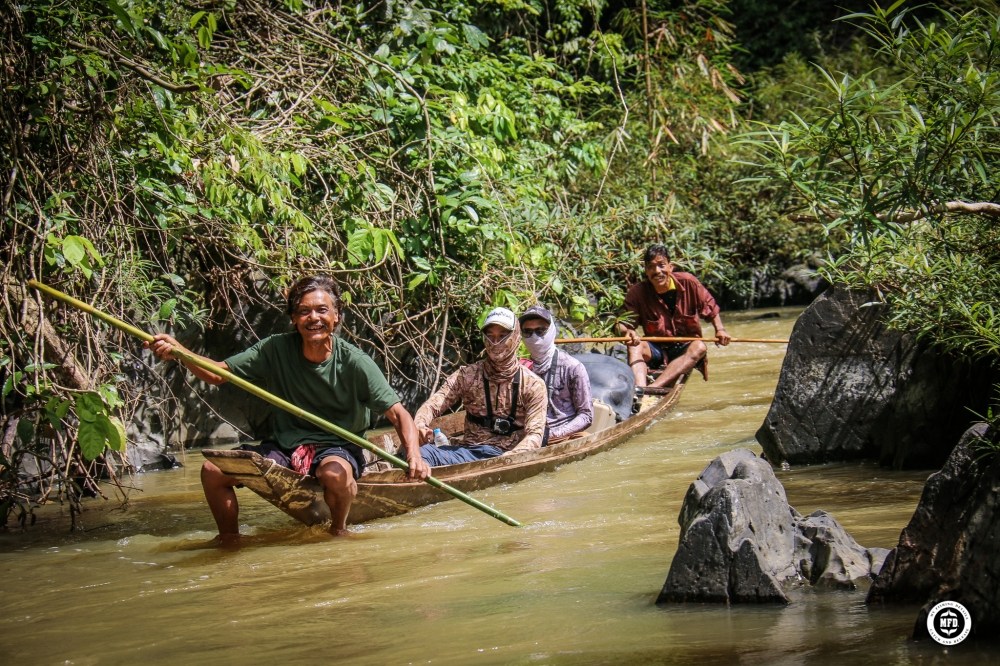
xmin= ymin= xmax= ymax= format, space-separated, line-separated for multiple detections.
xmin=644 ymin=254 xmax=674 ymax=293
xmin=291 ymin=289 xmax=340 ymax=344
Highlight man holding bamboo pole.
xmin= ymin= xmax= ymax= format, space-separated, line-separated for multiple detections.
xmin=618 ymin=245 xmax=731 ymax=390
xmin=146 ymin=275 xmax=430 ymax=541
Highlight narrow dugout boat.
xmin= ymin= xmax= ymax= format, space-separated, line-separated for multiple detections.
xmin=201 ymin=375 xmax=686 ymax=526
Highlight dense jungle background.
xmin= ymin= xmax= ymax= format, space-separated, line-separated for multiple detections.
xmin=2 ymin=0 xmax=998 ymax=526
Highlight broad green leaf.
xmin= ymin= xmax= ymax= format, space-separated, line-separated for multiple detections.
xmin=22 ymin=362 xmax=57 ymax=373
xmin=385 ymin=229 xmax=403 ymax=259
xmin=77 ymin=420 xmax=106 ymax=461
xmin=62 ymin=235 xmax=86 ymax=266
xmin=2 ymin=371 xmax=22 ymax=399
xmin=45 ymin=397 xmax=71 ymax=429
xmin=104 ymin=416 xmax=127 ymax=453
xmin=346 ymin=228 xmax=373 ymax=264
xmin=407 ymin=273 xmax=428 ymax=290
xmin=105 ymin=0 xmax=138 ymax=37
xmin=146 ymin=28 xmax=169 ymax=51
xmin=373 ymin=230 xmax=389 ymax=261
xmin=98 ymin=384 xmax=123 ymax=410
xmin=157 ymin=298 xmax=178 ymax=321
xmin=16 ymin=418 xmax=34 ymax=445
xmin=75 ymin=392 xmax=105 ymax=423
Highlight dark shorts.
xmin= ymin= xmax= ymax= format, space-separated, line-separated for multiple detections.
xmin=238 ymin=441 xmax=365 ymax=479
xmin=647 ymin=341 xmax=691 ymax=370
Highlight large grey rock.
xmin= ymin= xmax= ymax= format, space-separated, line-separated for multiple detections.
xmin=660 ymin=449 xmax=795 ymax=604
xmin=867 ymin=423 xmax=1000 ymax=641
xmin=658 ymin=449 xmax=887 ymax=604
xmin=756 ymin=286 xmax=997 ymax=468
xmin=752 ymin=260 xmax=829 ymax=307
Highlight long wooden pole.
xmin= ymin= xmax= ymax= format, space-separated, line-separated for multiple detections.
xmin=555 ymin=336 xmax=789 ymax=344
xmin=27 ymin=280 xmax=521 ymax=528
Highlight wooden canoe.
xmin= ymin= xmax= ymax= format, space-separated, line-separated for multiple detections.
xmin=201 ymin=377 xmax=686 ymax=526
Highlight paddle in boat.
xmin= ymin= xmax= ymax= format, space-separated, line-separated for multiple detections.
xmin=201 ymin=356 xmax=687 ymax=527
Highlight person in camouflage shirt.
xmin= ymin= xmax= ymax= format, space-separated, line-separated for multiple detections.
xmin=413 ymin=307 xmax=547 ymax=467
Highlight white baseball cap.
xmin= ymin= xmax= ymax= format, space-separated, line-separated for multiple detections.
xmin=481 ymin=307 xmax=517 ymax=332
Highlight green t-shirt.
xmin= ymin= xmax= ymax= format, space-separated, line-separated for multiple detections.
xmin=224 ymin=332 xmax=400 ymax=451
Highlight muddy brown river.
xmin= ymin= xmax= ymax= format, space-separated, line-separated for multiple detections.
xmin=1 ymin=308 xmax=993 ymax=663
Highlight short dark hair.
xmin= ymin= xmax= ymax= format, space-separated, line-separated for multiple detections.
xmin=643 ymin=244 xmax=671 ymax=264
xmin=286 ymin=275 xmax=342 ymax=315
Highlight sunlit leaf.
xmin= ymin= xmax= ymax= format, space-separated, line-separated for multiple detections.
xmin=74 ymin=392 xmax=105 ymax=423
xmin=78 ymin=420 xmax=106 ymax=461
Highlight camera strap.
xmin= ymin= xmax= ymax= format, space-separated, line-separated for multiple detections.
xmin=543 ymin=351 xmax=559 ymax=418
xmin=473 ymin=368 xmax=521 ymax=431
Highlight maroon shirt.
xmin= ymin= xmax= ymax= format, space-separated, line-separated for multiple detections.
xmin=623 ymin=271 xmax=721 ymax=337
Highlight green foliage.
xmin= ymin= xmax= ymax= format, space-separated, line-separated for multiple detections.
xmin=45 ymin=234 xmax=105 ymax=279
xmin=73 ymin=391 xmax=127 ymax=462
xmin=1 ymin=0 xmax=846 ymax=524
xmin=969 ymin=386 xmax=1000 ymax=461
xmin=5 ymin=0 xmax=774 ymax=349
xmin=739 ymin=2 xmax=1000 ymax=360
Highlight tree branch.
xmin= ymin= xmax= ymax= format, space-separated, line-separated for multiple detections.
xmin=788 ymin=200 xmax=1000 ymax=223
xmin=67 ymin=40 xmax=201 ymax=93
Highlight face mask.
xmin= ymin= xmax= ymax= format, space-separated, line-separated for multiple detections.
xmin=522 ymin=321 xmax=557 ymax=372
xmin=483 ymin=328 xmax=520 ymax=380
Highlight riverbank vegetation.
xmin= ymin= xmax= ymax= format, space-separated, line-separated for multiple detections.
xmin=2 ymin=0 xmax=998 ymax=525
xmin=741 ymin=2 xmax=1000 ymax=361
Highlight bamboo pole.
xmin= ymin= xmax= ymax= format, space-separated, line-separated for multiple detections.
xmin=27 ymin=280 xmax=521 ymax=528
xmin=555 ymin=336 xmax=790 ymax=344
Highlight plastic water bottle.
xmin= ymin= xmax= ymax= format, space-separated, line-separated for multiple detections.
xmin=433 ymin=428 xmax=450 ymax=446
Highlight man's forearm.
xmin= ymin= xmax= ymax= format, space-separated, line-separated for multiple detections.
xmin=180 ymin=356 xmax=229 ymax=385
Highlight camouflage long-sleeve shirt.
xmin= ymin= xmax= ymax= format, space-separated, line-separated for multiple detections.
xmin=414 ymin=362 xmax=548 ymax=452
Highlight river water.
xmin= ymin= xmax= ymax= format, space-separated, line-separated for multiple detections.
xmin=1 ymin=308 xmax=993 ymax=664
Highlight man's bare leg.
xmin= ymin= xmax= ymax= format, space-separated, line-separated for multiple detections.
xmin=201 ymin=460 xmax=242 ymax=544
xmin=627 ymin=341 xmax=653 ymax=387
xmin=648 ymin=341 xmax=707 ymax=389
xmin=316 ymin=456 xmax=358 ymax=536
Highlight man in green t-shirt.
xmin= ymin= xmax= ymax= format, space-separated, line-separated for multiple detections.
xmin=147 ymin=275 xmax=429 ymax=541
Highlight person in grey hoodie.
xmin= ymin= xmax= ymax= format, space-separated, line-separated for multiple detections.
xmin=518 ymin=305 xmax=593 ymax=444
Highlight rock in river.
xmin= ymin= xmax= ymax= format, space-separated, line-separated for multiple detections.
xmin=755 ymin=285 xmax=997 ymax=469
xmin=657 ymin=448 xmax=888 ymax=604
xmin=867 ymin=423 xmax=1000 ymax=641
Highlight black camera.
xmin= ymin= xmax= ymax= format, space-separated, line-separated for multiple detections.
xmin=490 ymin=417 xmax=513 ymax=435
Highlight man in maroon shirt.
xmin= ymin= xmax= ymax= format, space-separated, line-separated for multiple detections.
xmin=617 ymin=245 xmax=731 ymax=388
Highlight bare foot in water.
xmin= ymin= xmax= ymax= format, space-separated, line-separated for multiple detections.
xmin=213 ymin=533 xmax=242 ymax=548
xmin=329 ymin=527 xmax=351 ymax=537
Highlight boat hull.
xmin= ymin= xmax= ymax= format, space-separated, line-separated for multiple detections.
xmin=201 ymin=378 xmax=685 ymax=526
